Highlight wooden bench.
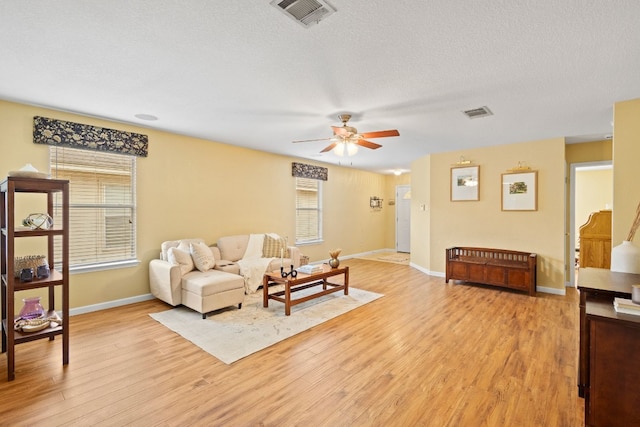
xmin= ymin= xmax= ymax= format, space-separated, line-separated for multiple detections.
xmin=445 ymin=247 xmax=537 ymax=295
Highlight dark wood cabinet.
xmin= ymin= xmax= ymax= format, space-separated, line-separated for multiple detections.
xmin=1 ymin=176 xmax=69 ymax=381
xmin=578 ymin=268 xmax=640 ymax=426
xmin=586 ymin=301 xmax=640 ymax=426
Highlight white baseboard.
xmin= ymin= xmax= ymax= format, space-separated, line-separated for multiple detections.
xmin=536 ymin=286 xmax=566 ymax=295
xmin=69 ymin=293 xmax=155 ymax=316
xmin=409 ymin=263 xmax=440 ymax=277
xmin=312 ymin=248 xmax=397 ymax=265
xmin=69 ymin=254 xmax=565 ymax=316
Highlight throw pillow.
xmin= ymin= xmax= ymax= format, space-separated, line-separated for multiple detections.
xmin=167 ymin=247 xmax=194 ymax=275
xmin=190 ymin=242 xmax=215 ymax=272
xmin=263 ymin=234 xmax=289 ymax=258
xmin=177 ymin=240 xmax=191 ymax=253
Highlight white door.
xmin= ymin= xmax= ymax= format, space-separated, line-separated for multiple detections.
xmin=396 ymin=185 xmax=411 ymax=253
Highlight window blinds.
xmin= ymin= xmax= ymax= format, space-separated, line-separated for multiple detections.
xmin=49 ymin=146 xmax=137 ymax=270
xmin=295 ymin=177 xmax=322 ymax=243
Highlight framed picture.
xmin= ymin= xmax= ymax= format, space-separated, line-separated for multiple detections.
xmin=451 ymin=165 xmax=479 ymax=201
xmin=501 ymin=171 xmax=537 ymax=211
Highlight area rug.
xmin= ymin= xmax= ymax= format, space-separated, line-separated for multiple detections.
xmin=149 ymin=286 xmax=383 ymax=364
xmin=377 ymin=253 xmax=410 ymax=264
xmin=356 ymin=251 xmax=410 ymax=265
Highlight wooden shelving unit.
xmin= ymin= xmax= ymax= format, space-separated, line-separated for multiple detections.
xmin=1 ymin=176 xmax=69 ymax=381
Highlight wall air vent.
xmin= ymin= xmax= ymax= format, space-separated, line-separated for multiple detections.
xmin=270 ymin=0 xmax=336 ymax=28
xmin=463 ymin=106 xmax=493 ymax=119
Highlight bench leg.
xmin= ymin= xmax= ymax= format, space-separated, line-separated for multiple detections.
xmin=202 ymin=313 xmax=207 ymax=319
xmin=238 ymin=303 xmax=242 ymax=309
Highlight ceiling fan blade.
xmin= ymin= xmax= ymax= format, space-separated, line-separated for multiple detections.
xmin=359 ymin=129 xmax=400 ymax=139
xmin=292 ymin=137 xmax=332 ymax=143
xmin=356 ymin=139 xmax=382 ymax=150
xmin=332 ymin=126 xmax=350 ymax=136
xmin=320 ymin=142 xmax=337 ymax=153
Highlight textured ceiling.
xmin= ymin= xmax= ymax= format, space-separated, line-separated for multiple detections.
xmin=1 ymin=1 xmax=639 ymax=174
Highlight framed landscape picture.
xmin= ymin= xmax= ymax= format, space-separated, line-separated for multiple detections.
xmin=451 ymin=165 xmax=479 ymax=201
xmin=501 ymin=171 xmax=537 ymax=211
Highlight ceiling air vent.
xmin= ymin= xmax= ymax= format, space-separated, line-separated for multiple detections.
xmin=463 ymin=106 xmax=493 ymax=119
xmin=270 ymin=0 xmax=336 ymax=28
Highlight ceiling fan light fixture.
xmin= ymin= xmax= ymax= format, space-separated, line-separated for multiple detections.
xmin=346 ymin=142 xmax=359 ymax=156
xmin=333 ymin=141 xmax=359 ymax=157
xmin=293 ymin=113 xmax=398 ymax=156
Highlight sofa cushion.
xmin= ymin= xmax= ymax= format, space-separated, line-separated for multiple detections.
xmin=217 ymin=235 xmax=250 ymax=262
xmin=167 ymin=247 xmax=194 ymax=275
xmin=190 ymin=241 xmax=215 ymax=272
xmin=263 ymin=234 xmax=289 ymax=258
xmin=181 ymin=269 xmax=244 ymax=296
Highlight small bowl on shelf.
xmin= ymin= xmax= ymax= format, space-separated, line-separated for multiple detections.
xmin=8 ymin=164 xmax=50 ymax=179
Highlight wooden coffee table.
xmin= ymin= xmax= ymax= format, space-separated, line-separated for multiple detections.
xmin=263 ymin=264 xmax=349 ymax=315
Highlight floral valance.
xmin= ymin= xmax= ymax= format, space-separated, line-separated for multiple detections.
xmin=33 ymin=116 xmax=148 ymax=157
xmin=292 ymin=162 xmax=328 ymax=181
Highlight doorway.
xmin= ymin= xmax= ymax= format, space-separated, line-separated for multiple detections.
xmin=396 ymin=185 xmax=411 ymax=253
xmin=569 ymin=161 xmax=613 ymax=286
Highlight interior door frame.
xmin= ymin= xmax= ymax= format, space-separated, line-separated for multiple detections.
xmin=395 ymin=185 xmax=411 ymax=253
xmin=569 ymin=160 xmax=612 ymax=287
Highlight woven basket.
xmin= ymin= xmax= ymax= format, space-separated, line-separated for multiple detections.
xmin=14 ymin=255 xmax=47 ymax=278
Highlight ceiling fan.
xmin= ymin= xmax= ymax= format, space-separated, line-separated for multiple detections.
xmin=293 ymin=114 xmax=400 ymax=156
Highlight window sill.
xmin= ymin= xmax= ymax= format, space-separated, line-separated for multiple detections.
xmin=295 ymin=240 xmax=324 ymax=247
xmin=70 ymin=259 xmax=141 ymax=274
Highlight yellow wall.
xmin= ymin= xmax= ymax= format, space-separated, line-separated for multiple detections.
xmin=575 ymin=168 xmax=613 ymax=245
xmin=0 ymin=99 xmax=396 ymax=310
xmin=411 ymin=138 xmax=566 ymax=290
xmin=565 ymin=140 xmax=613 ymax=164
xmin=410 ymin=155 xmax=431 ymax=269
xmin=4 ymin=97 xmax=638 ymax=305
xmin=613 ymin=98 xmax=640 ymax=244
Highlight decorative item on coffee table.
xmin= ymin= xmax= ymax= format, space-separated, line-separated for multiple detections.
xmin=280 ymin=264 xmax=298 ymax=278
xmin=328 ymin=248 xmax=341 ymax=268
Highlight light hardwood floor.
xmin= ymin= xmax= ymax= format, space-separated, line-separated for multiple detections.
xmin=0 ymin=259 xmax=584 ymax=426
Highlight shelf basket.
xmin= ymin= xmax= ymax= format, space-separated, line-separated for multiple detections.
xmin=14 ymin=255 xmax=47 ymax=278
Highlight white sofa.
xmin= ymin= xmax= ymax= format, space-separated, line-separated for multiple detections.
xmin=149 ymin=234 xmax=301 ymax=318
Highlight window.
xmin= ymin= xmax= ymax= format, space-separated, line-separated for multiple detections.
xmin=49 ymin=146 xmax=137 ymax=272
xmin=295 ymin=177 xmax=322 ymax=244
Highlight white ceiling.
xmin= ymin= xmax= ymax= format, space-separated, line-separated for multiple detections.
xmin=2 ymin=1 xmax=639 ymax=174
